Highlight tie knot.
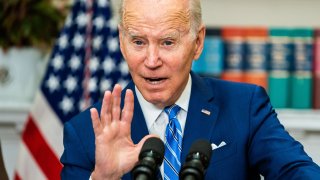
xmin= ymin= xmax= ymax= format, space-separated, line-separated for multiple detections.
xmin=164 ymin=104 xmax=181 ymax=120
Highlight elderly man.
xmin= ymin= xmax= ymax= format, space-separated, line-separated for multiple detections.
xmin=60 ymin=0 xmax=320 ymax=179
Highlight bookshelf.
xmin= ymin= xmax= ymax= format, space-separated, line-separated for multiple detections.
xmin=197 ymin=0 xmax=320 ymax=113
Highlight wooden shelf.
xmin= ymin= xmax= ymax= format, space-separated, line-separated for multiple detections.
xmin=0 ymin=102 xmax=31 ymax=131
xmin=276 ymin=109 xmax=320 ymax=131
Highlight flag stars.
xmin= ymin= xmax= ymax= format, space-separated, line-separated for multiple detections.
xmin=119 ymin=60 xmax=129 ymax=75
xmin=76 ymin=13 xmax=88 ymax=27
xmin=102 ymin=57 xmax=115 ymax=74
xmin=117 ymin=79 xmax=129 ymax=88
xmin=107 ymin=18 xmax=118 ymax=32
xmin=100 ymin=78 xmax=112 ymax=92
xmin=78 ymin=99 xmax=92 ymax=111
xmin=93 ymin=36 xmax=103 ymax=50
xmin=58 ymin=34 xmax=68 ymax=49
xmin=65 ymin=13 xmax=73 ymax=27
xmin=89 ymin=57 xmax=100 ymax=72
xmin=46 ymin=75 xmax=60 ymax=92
xmin=93 ymin=16 xmax=105 ymax=30
xmin=52 ymin=55 xmax=64 ymax=71
xmin=69 ymin=55 xmax=81 ymax=71
xmin=64 ymin=76 xmax=77 ymax=93
xmin=88 ymin=77 xmax=98 ymax=92
xmin=78 ymin=99 xmax=86 ymax=111
xmin=98 ymin=0 xmax=109 ymax=7
xmin=18 ymin=2 xmax=133 ymax=173
xmin=108 ymin=37 xmax=119 ymax=52
xmin=72 ymin=33 xmax=84 ymax=49
xmin=59 ymin=96 xmax=74 ymax=114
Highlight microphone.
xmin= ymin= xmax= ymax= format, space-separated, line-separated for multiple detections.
xmin=179 ymin=139 xmax=212 ymax=180
xmin=131 ymin=137 xmax=165 ymax=180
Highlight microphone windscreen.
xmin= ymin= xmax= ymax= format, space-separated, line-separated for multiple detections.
xmin=189 ymin=139 xmax=212 ymax=159
xmin=140 ymin=137 xmax=165 ymax=160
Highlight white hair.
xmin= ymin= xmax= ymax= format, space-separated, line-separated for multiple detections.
xmin=118 ymin=0 xmax=203 ymax=37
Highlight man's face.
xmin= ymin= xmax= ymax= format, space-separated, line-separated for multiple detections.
xmin=119 ymin=0 xmax=205 ymax=108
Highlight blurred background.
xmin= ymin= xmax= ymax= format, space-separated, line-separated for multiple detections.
xmin=0 ymin=0 xmax=319 ymax=179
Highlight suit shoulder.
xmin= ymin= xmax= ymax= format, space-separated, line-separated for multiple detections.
xmin=66 ymin=101 xmax=102 ymax=133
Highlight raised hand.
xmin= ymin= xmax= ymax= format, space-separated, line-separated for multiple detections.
xmin=90 ymin=84 xmax=154 ymax=179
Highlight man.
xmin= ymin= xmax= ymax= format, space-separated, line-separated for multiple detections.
xmin=60 ymin=0 xmax=320 ymax=179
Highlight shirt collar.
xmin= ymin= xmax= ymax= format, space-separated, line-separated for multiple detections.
xmin=135 ymin=74 xmax=192 ymax=129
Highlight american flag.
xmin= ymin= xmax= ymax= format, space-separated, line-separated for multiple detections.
xmin=14 ymin=0 xmax=130 ymax=179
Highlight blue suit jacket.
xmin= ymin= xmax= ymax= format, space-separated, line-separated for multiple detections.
xmin=61 ymin=72 xmax=320 ymax=179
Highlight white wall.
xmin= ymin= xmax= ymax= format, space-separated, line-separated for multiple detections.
xmin=201 ymin=0 xmax=320 ymax=27
xmin=112 ymin=0 xmax=320 ymax=27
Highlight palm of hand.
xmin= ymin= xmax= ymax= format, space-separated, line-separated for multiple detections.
xmin=90 ymin=85 xmax=154 ymax=179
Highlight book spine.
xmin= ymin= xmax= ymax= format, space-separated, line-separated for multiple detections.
xmin=314 ymin=29 xmax=320 ymax=109
xmin=243 ymin=27 xmax=268 ymax=90
xmin=192 ymin=28 xmax=223 ymax=77
xmin=221 ymin=27 xmax=245 ymax=83
xmin=268 ymin=28 xmax=293 ymax=108
xmin=290 ymin=28 xmax=314 ymax=109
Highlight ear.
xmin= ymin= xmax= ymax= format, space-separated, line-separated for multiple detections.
xmin=118 ymin=25 xmax=123 ymax=51
xmin=193 ymin=24 xmax=206 ymax=60
xmin=118 ymin=25 xmax=126 ymax=57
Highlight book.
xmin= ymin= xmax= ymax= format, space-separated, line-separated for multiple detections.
xmin=268 ymin=28 xmax=293 ymax=108
xmin=290 ymin=28 xmax=314 ymax=109
xmin=221 ymin=27 xmax=245 ymax=83
xmin=192 ymin=28 xmax=223 ymax=77
xmin=314 ymin=29 xmax=320 ymax=109
xmin=243 ymin=27 xmax=268 ymax=90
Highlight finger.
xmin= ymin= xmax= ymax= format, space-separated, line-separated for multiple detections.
xmin=121 ymin=89 xmax=134 ymax=124
xmin=90 ymin=108 xmax=102 ymax=135
xmin=112 ymin=84 xmax=122 ymax=122
xmin=101 ymin=91 xmax=112 ymax=126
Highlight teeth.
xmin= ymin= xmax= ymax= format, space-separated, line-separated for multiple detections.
xmin=146 ymin=78 xmax=164 ymax=84
xmin=149 ymin=81 xmax=161 ymax=84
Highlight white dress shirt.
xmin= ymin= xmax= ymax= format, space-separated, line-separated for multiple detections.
xmin=135 ymin=74 xmax=192 ymax=177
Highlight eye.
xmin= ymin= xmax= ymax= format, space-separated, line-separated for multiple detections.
xmin=163 ymin=40 xmax=173 ymax=46
xmin=162 ymin=39 xmax=176 ymax=47
xmin=133 ymin=40 xmax=144 ymax=46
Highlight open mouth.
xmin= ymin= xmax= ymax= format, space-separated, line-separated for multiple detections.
xmin=145 ymin=77 xmax=167 ymax=84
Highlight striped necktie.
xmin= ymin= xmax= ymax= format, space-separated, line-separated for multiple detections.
xmin=164 ymin=104 xmax=182 ymax=180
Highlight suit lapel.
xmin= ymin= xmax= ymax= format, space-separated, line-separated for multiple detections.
xmin=181 ymin=72 xmax=220 ymax=163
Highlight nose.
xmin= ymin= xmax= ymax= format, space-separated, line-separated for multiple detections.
xmin=144 ymin=44 xmax=162 ymax=69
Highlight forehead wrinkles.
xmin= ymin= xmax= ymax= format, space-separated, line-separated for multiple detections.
xmin=122 ymin=10 xmax=139 ymax=30
xmin=122 ymin=8 xmax=191 ymax=34
xmin=161 ymin=9 xmax=191 ymax=32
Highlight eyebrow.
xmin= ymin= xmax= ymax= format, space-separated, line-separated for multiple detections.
xmin=124 ymin=29 xmax=181 ymax=41
xmin=124 ymin=29 xmax=145 ymax=39
xmin=159 ymin=31 xmax=180 ymax=39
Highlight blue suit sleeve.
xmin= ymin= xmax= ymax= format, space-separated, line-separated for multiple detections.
xmin=248 ymin=86 xmax=320 ymax=179
xmin=60 ymin=121 xmax=93 ymax=180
